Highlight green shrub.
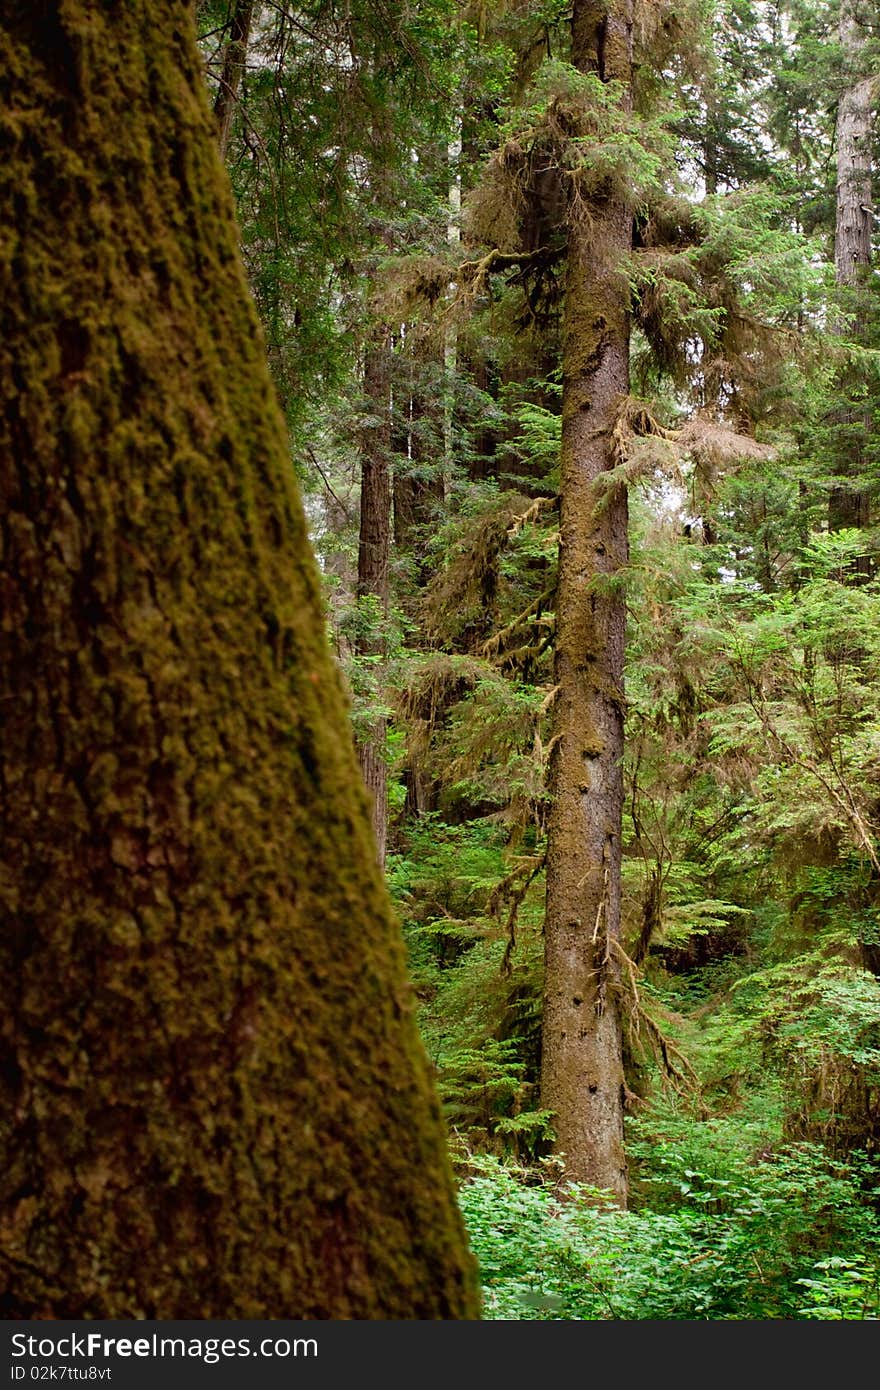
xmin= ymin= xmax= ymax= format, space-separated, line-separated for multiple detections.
xmin=459 ymin=1148 xmax=880 ymax=1319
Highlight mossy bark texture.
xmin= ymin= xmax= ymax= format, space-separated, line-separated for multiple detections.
xmin=541 ymin=0 xmax=632 ymax=1204
xmin=0 ymin=1 xmax=479 ymax=1319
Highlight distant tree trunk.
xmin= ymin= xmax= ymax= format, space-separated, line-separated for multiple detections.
xmin=540 ymin=0 xmax=631 ymax=1205
xmin=702 ymin=80 xmax=719 ymax=196
xmin=393 ymin=347 xmax=444 ymax=568
xmin=393 ymin=347 xmax=444 ymax=820
xmin=443 ymin=120 xmax=463 ymax=496
xmin=213 ymin=0 xmax=256 ymax=159
xmin=393 ymin=466 xmax=418 ymax=551
xmin=356 ymin=329 xmax=392 ymax=865
xmin=830 ymin=0 xmax=874 ymax=542
xmin=0 ymin=1 xmax=478 ymax=1319
xmin=835 ymin=2 xmax=874 ymax=297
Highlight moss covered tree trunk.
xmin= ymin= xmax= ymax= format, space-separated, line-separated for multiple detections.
xmin=0 ymin=0 xmax=478 ymax=1319
xmin=540 ymin=0 xmax=631 ymax=1204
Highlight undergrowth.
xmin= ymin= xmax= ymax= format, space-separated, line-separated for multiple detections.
xmin=459 ymin=1144 xmax=880 ymax=1319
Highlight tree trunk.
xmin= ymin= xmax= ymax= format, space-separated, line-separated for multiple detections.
xmin=540 ymin=0 xmax=632 ymax=1204
xmin=442 ymin=121 xmax=462 ymax=497
xmin=835 ymin=4 xmax=873 ymax=295
xmin=0 ymin=2 xmax=478 ymax=1320
xmin=356 ymin=331 xmax=392 ymax=865
xmin=830 ymin=0 xmax=874 ymax=542
xmin=393 ymin=348 xmax=444 ymax=570
xmin=213 ymin=0 xmax=256 ymax=159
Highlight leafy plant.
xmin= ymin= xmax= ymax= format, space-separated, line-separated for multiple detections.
xmin=459 ymin=1146 xmax=880 ymax=1319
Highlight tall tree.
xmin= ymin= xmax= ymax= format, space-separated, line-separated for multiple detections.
xmin=829 ymin=0 xmax=876 ymax=542
xmin=540 ymin=0 xmax=632 ymax=1203
xmin=835 ymin=0 xmax=874 ymax=307
xmin=356 ymin=316 xmax=393 ymax=864
xmin=0 ymin=0 xmax=478 ymax=1319
xmin=213 ymin=0 xmax=257 ymax=158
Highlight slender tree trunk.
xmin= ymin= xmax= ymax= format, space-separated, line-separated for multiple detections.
xmin=393 ymin=346 xmax=444 ymax=567
xmin=213 ymin=0 xmax=256 ymax=159
xmin=830 ymin=0 xmax=874 ymax=540
xmin=0 ymin=1 xmax=478 ymax=1319
xmin=541 ymin=0 xmax=632 ymax=1204
xmin=835 ymin=3 xmax=873 ymax=294
xmin=442 ymin=125 xmax=462 ymax=499
xmin=393 ymin=347 xmax=443 ymax=820
xmin=392 ymin=343 xmax=415 ymax=553
xmin=357 ymin=328 xmax=392 ymax=865
xmin=831 ymin=1 xmax=878 ymax=958
xmin=703 ymin=78 xmax=719 ymax=196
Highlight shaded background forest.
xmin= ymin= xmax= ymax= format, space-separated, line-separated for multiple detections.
xmin=199 ymin=0 xmax=880 ymax=1317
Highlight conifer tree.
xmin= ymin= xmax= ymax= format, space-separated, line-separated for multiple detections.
xmin=541 ymin=0 xmax=633 ymax=1202
xmin=830 ymin=0 xmax=876 ymax=545
xmin=213 ymin=0 xmax=256 ymax=158
xmin=0 ymin=0 xmax=478 ymax=1319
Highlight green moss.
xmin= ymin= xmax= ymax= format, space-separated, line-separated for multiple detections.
xmin=0 ymin=2 xmax=478 ymax=1319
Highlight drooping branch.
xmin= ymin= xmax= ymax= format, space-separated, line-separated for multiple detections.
xmin=457 ymin=245 xmax=562 ymax=296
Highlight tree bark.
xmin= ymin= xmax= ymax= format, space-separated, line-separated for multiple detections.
xmin=213 ymin=0 xmax=256 ymax=160
xmin=0 ymin=1 xmax=478 ymax=1319
xmin=356 ymin=331 xmax=392 ymax=865
xmin=835 ymin=3 xmax=873 ymax=294
xmin=540 ymin=0 xmax=632 ymax=1204
xmin=393 ymin=347 xmax=444 ymax=568
xmin=830 ymin=0 xmax=874 ymax=540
